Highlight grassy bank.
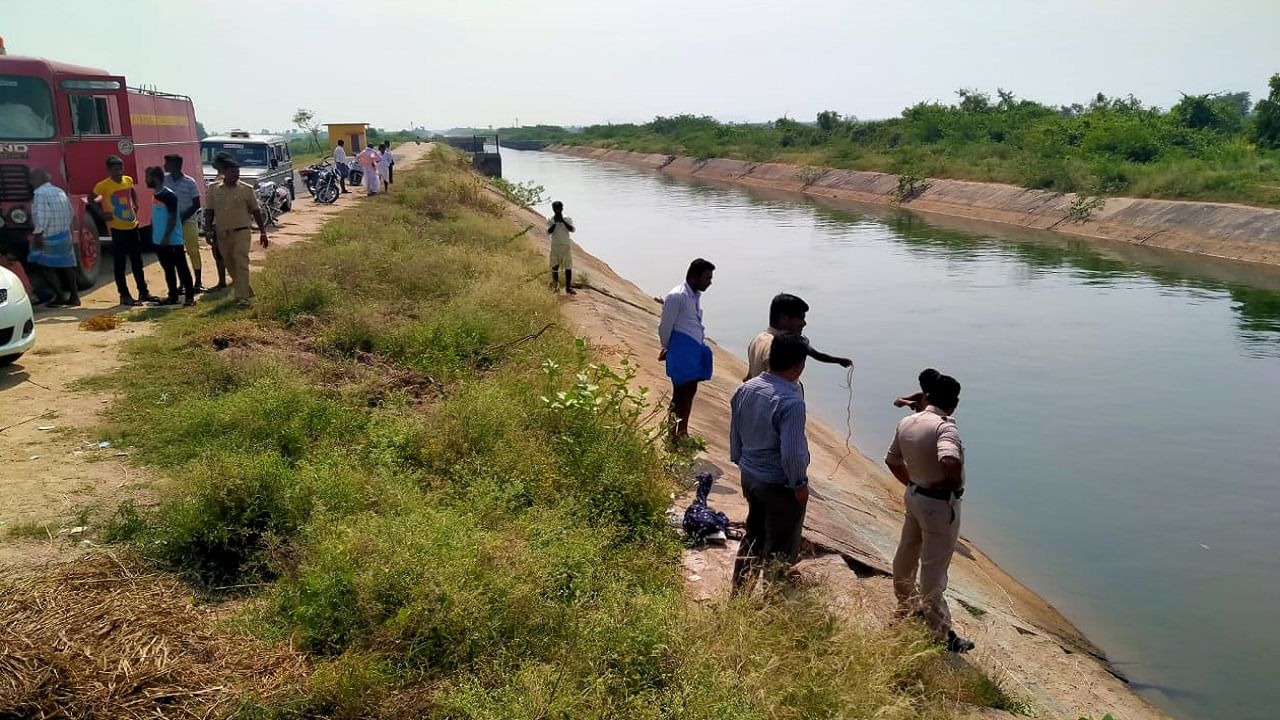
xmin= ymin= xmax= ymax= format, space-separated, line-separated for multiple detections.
xmin=503 ymin=78 xmax=1280 ymax=208
xmin=86 ymin=149 xmax=1019 ymax=718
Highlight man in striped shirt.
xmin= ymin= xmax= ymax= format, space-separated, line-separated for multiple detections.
xmin=729 ymin=333 xmax=811 ymax=591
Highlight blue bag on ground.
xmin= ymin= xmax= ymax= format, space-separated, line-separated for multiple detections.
xmin=683 ymin=472 xmax=729 ymax=543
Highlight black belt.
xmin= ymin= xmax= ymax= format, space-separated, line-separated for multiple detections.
xmin=912 ymin=484 xmax=963 ymax=501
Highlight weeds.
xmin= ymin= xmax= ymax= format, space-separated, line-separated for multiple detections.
xmin=489 ymin=176 xmax=546 ymax=208
xmin=83 ymin=148 xmax=1021 ymax=718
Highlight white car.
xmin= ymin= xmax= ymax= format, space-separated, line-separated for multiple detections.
xmin=0 ymin=266 xmax=35 ymax=366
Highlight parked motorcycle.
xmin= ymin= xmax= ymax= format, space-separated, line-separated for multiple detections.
xmin=253 ymin=180 xmax=292 ymax=229
xmin=345 ymin=159 xmax=363 ymax=187
xmin=299 ymin=160 xmax=340 ymax=204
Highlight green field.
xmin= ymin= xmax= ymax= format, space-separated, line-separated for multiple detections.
xmin=503 ymin=76 xmax=1280 ymax=208
xmin=80 ymin=150 xmax=1035 ymax=717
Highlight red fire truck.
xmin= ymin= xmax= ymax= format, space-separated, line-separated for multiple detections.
xmin=0 ymin=54 xmax=203 ymax=287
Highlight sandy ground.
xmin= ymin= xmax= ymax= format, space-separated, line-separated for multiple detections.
xmin=506 ymin=199 xmax=1171 ymax=720
xmin=0 ymin=142 xmax=433 ymax=570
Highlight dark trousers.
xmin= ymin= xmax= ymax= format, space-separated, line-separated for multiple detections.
xmin=110 ymin=227 xmax=149 ymax=299
xmin=388 ymin=163 xmax=394 ymax=185
xmin=38 ymin=265 xmax=79 ymax=301
xmin=156 ymin=244 xmax=195 ymax=300
xmin=732 ymin=474 xmax=808 ymax=591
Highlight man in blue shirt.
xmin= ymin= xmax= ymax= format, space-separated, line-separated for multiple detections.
xmin=729 ymin=333 xmax=811 ymax=591
xmin=145 ymin=166 xmax=195 ymax=306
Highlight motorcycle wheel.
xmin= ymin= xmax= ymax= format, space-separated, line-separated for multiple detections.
xmin=317 ymin=184 xmax=339 ymax=204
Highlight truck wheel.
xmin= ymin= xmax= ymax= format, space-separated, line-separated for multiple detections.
xmin=75 ymin=212 xmax=103 ymax=290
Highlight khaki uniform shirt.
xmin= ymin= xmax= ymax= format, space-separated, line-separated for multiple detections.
xmin=206 ymin=181 xmax=258 ymax=232
xmin=745 ymin=327 xmax=811 ymax=381
xmin=885 ymin=406 xmax=964 ymax=489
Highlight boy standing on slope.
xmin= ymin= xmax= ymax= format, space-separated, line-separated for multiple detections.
xmin=744 ymin=293 xmax=852 ymax=382
xmin=547 ymin=200 xmax=576 ymax=295
xmin=658 ymin=258 xmax=716 ymax=443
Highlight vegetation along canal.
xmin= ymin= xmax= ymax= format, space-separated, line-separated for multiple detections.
xmin=502 ymin=148 xmax=1280 ymax=720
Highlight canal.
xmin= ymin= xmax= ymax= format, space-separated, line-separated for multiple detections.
xmin=500 ymin=149 xmax=1280 ymax=720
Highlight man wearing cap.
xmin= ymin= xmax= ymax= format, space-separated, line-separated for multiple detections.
xmin=204 ymin=157 xmax=268 ymax=306
xmin=885 ymin=373 xmax=975 ymax=653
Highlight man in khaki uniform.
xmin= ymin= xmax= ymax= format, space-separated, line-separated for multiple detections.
xmin=205 ymin=157 xmax=268 ymax=305
xmin=884 ymin=373 xmax=975 ymax=653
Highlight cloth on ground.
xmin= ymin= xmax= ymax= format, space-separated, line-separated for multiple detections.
xmin=683 ymin=472 xmax=730 ymax=543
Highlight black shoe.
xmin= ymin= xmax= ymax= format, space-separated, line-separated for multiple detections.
xmin=139 ymin=293 xmax=163 ymax=304
xmin=65 ymin=297 xmax=81 ymax=307
xmin=44 ymin=297 xmax=67 ymax=308
xmin=565 ymin=286 xmax=577 ymax=295
xmin=183 ymin=297 xmax=197 ymax=307
xmin=119 ymin=295 xmax=141 ymax=307
xmin=158 ymin=296 xmax=180 ymax=306
xmin=211 ymin=282 xmax=228 ymax=291
xmin=945 ymin=630 xmax=975 ymax=653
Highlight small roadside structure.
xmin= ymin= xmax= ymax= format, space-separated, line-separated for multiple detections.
xmin=326 ymin=123 xmax=369 ymax=153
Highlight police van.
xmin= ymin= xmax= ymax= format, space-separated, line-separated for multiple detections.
xmin=199 ymin=130 xmax=294 ymax=197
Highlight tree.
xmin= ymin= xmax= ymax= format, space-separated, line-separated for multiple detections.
xmin=292 ymin=108 xmax=322 ymax=151
xmin=816 ymin=110 xmax=841 ymax=132
xmin=195 ymin=120 xmax=209 ymax=140
xmin=1253 ymin=74 xmax=1280 ymax=149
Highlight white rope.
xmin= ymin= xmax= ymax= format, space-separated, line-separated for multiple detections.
xmin=827 ymin=365 xmax=856 ymax=481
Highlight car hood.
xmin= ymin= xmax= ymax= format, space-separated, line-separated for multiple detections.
xmin=0 ymin=266 xmax=31 ymax=304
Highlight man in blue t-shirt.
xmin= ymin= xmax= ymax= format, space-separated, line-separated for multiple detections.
xmin=145 ymin=166 xmax=195 ymax=306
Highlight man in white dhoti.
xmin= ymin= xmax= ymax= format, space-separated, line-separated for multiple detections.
xmin=376 ymin=143 xmax=393 ymax=189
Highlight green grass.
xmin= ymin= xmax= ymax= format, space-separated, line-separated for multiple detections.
xmin=3 ymin=519 xmax=53 ymax=540
xmin=88 ymin=148 xmax=1022 ymax=717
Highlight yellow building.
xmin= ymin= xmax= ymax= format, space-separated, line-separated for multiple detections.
xmin=326 ymin=123 xmax=369 ymax=153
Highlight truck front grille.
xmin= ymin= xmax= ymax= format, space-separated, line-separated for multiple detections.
xmin=0 ymin=165 xmax=33 ymax=202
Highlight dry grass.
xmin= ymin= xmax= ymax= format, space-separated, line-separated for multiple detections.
xmin=0 ymin=554 xmax=308 ymax=719
xmin=79 ymin=314 xmax=121 ymax=332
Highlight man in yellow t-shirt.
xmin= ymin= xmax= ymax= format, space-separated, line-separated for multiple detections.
xmin=92 ymin=155 xmax=158 ymax=306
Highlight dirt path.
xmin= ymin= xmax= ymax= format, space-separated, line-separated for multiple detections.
xmin=0 ymin=142 xmax=434 ymax=569
xmin=506 ymin=201 xmax=1170 ymax=720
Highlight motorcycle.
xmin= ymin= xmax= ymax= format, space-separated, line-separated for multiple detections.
xmin=299 ymin=160 xmax=340 ymax=204
xmin=253 ymin=180 xmax=292 ymax=229
xmin=345 ymin=159 xmax=363 ymax=187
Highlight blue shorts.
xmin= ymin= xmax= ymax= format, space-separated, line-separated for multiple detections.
xmin=666 ymin=330 xmax=713 ymax=386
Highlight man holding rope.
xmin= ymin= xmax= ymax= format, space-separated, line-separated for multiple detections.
xmin=745 ymin=293 xmax=852 ymax=382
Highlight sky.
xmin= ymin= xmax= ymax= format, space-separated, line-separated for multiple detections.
xmin=4 ymin=0 xmax=1278 ymax=133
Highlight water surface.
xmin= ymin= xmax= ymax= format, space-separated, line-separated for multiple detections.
xmin=500 ymin=149 xmax=1280 ymax=720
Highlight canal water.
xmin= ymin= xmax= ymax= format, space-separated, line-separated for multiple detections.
xmin=500 ymin=149 xmax=1280 ymax=720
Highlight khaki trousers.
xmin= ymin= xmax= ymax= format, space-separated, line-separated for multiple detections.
xmin=181 ymin=221 xmax=201 ymax=271
xmin=215 ymin=228 xmax=253 ymax=301
xmin=892 ymin=485 xmax=961 ymax=639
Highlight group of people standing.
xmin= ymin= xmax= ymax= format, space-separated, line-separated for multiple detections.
xmin=332 ymin=139 xmax=395 ymax=195
xmin=649 ymin=256 xmax=975 ymax=654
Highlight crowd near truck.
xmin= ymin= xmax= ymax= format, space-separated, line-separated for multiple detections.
xmin=0 ymin=53 xmax=203 ymax=287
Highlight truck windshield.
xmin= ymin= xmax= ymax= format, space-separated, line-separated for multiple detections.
xmin=0 ymin=75 xmax=56 ymax=140
xmin=201 ymin=142 xmax=269 ymax=167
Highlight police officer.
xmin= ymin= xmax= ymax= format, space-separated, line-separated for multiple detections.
xmin=204 ymin=157 xmax=268 ymax=306
xmin=884 ymin=373 xmax=975 ymax=653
